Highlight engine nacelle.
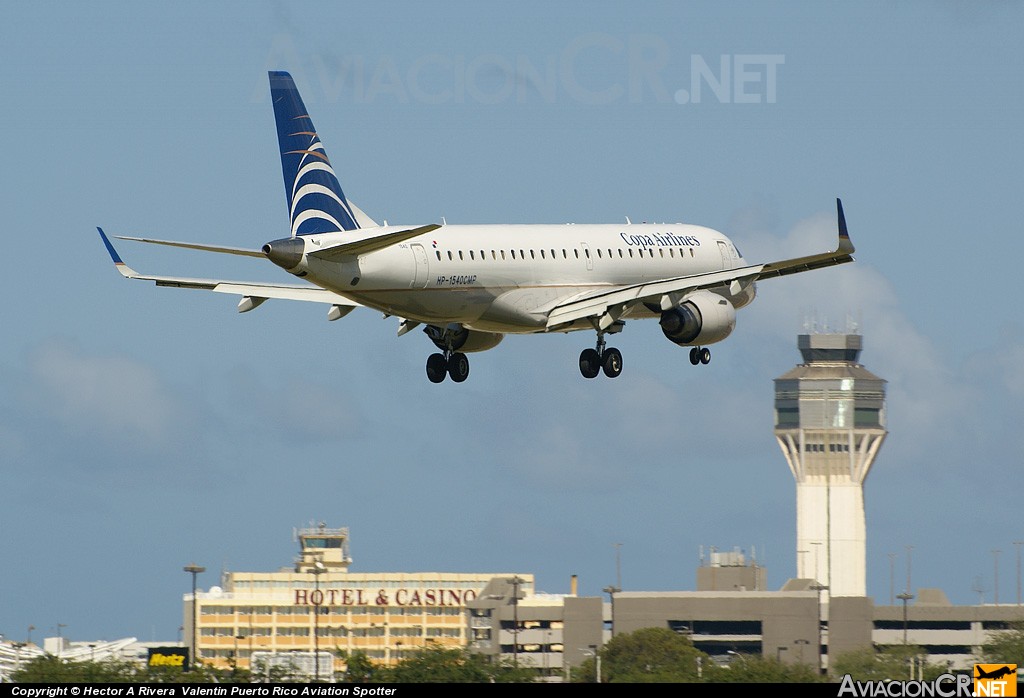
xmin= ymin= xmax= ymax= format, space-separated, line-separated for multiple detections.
xmin=426 ymin=325 xmax=504 ymax=353
xmin=659 ymin=290 xmax=736 ymax=346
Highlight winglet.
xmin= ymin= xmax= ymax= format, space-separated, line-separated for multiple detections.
xmin=836 ymin=198 xmax=854 ymax=255
xmin=96 ymin=227 xmax=139 ymax=278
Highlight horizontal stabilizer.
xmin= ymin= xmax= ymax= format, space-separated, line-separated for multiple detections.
xmin=96 ymin=228 xmax=360 ymax=309
xmin=309 ymin=224 xmax=442 ymax=260
xmin=114 ymin=235 xmax=265 ymax=258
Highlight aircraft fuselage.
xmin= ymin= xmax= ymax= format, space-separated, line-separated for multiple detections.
xmin=283 ymin=223 xmax=756 ymax=333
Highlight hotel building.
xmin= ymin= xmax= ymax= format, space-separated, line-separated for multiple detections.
xmin=184 ymin=523 xmax=531 ymax=678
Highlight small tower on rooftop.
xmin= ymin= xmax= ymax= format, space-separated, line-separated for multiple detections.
xmin=294 ymin=521 xmax=352 ymax=572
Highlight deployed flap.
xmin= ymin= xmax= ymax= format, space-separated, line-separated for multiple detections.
xmin=545 ymin=266 xmax=763 ymax=329
xmin=308 ymin=223 xmax=441 ymax=260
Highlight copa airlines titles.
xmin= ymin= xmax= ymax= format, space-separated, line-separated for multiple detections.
xmin=619 ymin=231 xmax=701 ymax=251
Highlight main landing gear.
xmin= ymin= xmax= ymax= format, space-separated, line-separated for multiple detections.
xmin=424 ymin=324 xmax=470 ymax=383
xmin=579 ymin=332 xmax=623 ymax=379
xmin=426 ymin=350 xmax=469 ymax=383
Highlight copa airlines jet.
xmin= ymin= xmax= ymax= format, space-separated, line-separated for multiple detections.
xmin=97 ymin=71 xmax=855 ymax=383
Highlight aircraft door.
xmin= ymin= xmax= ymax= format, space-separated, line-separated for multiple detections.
xmin=410 ymin=243 xmax=429 ymax=288
xmin=717 ymin=240 xmax=734 ymax=269
xmin=581 ymin=242 xmax=593 ymax=271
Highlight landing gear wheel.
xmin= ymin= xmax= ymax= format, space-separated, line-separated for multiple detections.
xmin=689 ymin=347 xmax=701 ymax=365
xmin=426 ymin=353 xmax=448 ymax=383
xmin=448 ymin=352 xmax=470 ymax=383
xmin=700 ymin=347 xmax=711 ymax=365
xmin=602 ymin=347 xmax=623 ymax=378
xmin=579 ymin=348 xmax=601 ymax=379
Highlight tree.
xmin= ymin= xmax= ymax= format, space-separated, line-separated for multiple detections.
xmin=385 ymin=645 xmax=534 ymax=683
xmin=342 ymin=650 xmax=380 ymax=682
xmin=10 ymin=654 xmax=257 ymax=684
xmin=704 ymin=654 xmax=825 ymax=683
xmin=831 ymin=645 xmax=947 ymax=682
xmin=980 ymin=620 xmax=1024 ymax=664
xmin=10 ymin=655 xmax=138 ymax=682
xmin=581 ymin=627 xmax=707 ymax=683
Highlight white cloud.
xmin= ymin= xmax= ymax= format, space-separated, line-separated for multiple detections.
xmin=740 ymin=212 xmax=972 ymax=461
xmin=217 ymin=365 xmax=363 ymax=443
xmin=26 ymin=340 xmax=182 ymax=446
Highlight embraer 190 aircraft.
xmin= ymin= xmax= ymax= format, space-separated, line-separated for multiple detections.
xmin=98 ymin=71 xmax=855 ymax=383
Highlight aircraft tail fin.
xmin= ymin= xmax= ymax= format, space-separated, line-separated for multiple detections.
xmin=269 ymin=71 xmax=361 ymax=236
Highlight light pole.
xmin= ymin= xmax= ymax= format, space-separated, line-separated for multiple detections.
xmin=510 ymin=576 xmax=522 ymax=668
xmin=311 ymin=559 xmax=325 ymax=681
xmin=581 ymin=645 xmax=601 ymax=683
xmin=896 ymin=591 xmax=914 ymax=644
xmin=184 ymin=563 xmax=206 ymax=670
xmin=809 ymin=582 xmax=828 ymax=675
xmin=1014 ymin=541 xmax=1023 ymax=606
xmin=992 ymin=549 xmax=1001 ymax=606
xmin=794 ymin=638 xmax=810 ymax=665
xmin=898 ymin=545 xmax=914 ymax=645
xmin=888 ymin=552 xmax=897 ymax=605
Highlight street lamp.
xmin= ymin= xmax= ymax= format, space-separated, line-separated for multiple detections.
xmin=992 ymin=549 xmax=1001 ymax=606
xmin=311 ymin=559 xmax=325 ymax=681
xmin=184 ymin=563 xmax=206 ymax=670
xmin=1014 ymin=541 xmax=1023 ymax=606
xmin=794 ymin=638 xmax=810 ymax=665
xmin=580 ymin=645 xmax=601 ymax=683
xmin=896 ymin=591 xmax=914 ymax=645
xmin=510 ymin=576 xmax=523 ymax=667
xmin=809 ymin=582 xmax=828 ymax=675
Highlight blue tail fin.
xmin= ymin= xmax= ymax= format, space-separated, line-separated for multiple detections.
xmin=269 ymin=71 xmax=360 ymax=235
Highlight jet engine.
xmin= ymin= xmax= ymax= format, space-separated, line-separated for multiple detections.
xmin=425 ymin=325 xmax=504 ymax=353
xmin=659 ymin=290 xmax=736 ymax=346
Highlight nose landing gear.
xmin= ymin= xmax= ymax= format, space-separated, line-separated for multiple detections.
xmin=689 ymin=346 xmax=711 ymax=365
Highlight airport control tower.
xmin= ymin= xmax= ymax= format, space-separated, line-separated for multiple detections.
xmin=774 ymin=331 xmax=887 ymax=598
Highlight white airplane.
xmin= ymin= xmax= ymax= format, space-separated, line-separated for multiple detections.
xmin=98 ymin=70 xmax=855 ymax=383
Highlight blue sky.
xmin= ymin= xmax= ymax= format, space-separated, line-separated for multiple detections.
xmin=2 ymin=1 xmax=1022 ymax=644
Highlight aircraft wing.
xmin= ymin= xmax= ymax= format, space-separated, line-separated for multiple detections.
xmin=545 ymin=265 xmax=764 ymax=330
xmin=97 ymin=228 xmax=361 ymax=313
xmin=546 ymin=198 xmax=854 ymax=330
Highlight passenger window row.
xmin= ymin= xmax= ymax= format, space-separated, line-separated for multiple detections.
xmin=435 ymin=247 xmax=696 ymax=262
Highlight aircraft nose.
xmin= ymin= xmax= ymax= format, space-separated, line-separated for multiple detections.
xmin=262 ymin=237 xmax=305 ymax=271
